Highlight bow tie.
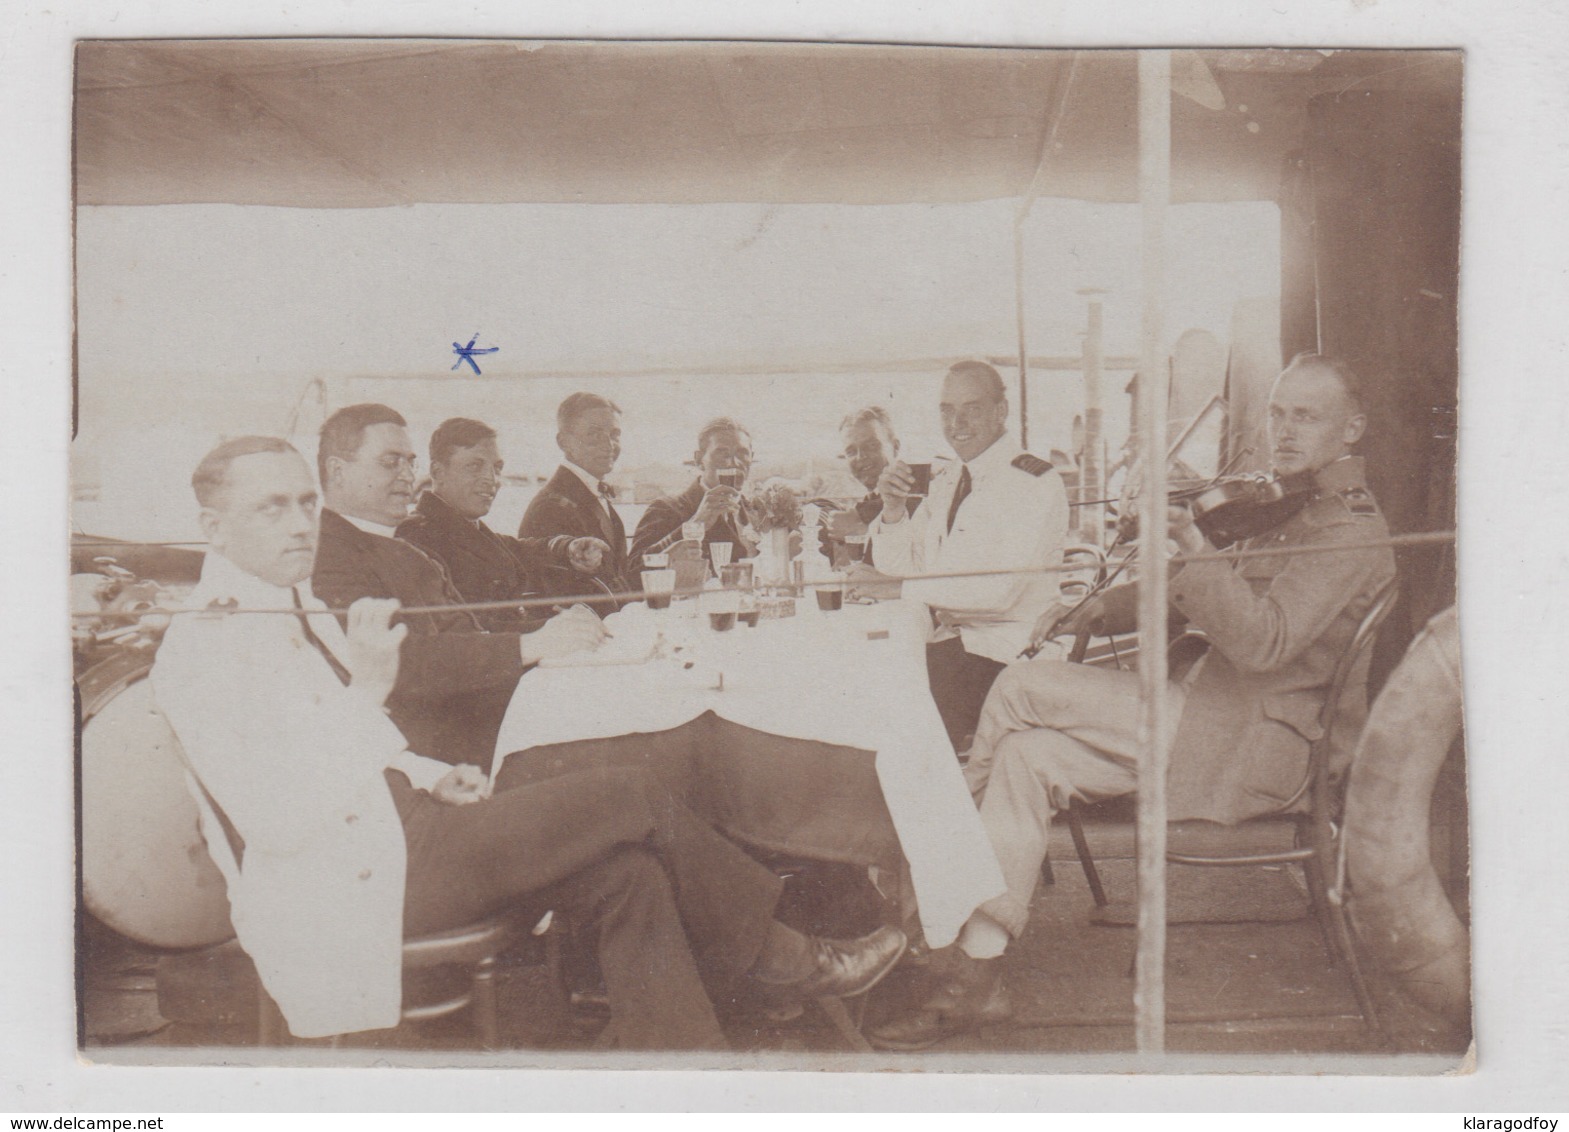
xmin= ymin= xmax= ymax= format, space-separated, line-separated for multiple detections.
xmin=597 ymin=481 xmax=617 ymax=501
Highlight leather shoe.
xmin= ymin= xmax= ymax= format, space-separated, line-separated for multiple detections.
xmin=867 ymin=952 xmax=1012 ymax=1051
xmin=791 ymin=925 xmax=908 ymax=999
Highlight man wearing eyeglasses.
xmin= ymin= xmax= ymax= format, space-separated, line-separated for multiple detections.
xmin=313 ymin=403 xmax=607 ymax=769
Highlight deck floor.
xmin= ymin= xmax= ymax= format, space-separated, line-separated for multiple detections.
xmin=81 ymin=817 xmax=1470 ymax=1067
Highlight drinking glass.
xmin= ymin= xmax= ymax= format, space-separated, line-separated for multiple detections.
xmin=641 ymin=568 xmax=676 ymax=611
xmin=709 ymin=541 xmax=733 ymax=572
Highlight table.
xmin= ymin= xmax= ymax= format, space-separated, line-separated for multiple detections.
xmin=490 ymin=597 xmax=1006 ymax=948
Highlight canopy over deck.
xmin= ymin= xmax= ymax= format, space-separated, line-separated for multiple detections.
xmin=75 ymin=41 xmax=1459 ymax=208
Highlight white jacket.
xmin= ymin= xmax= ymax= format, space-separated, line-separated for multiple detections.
xmin=870 ymin=439 xmax=1068 ymax=664
xmin=150 ymin=552 xmax=450 ymax=1038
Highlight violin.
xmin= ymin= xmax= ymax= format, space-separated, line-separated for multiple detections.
xmin=1117 ymin=471 xmax=1317 ymax=549
xmin=1182 ymin=471 xmax=1318 ymax=548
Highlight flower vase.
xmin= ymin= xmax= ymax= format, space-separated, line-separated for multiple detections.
xmin=765 ymin=526 xmax=794 ymax=586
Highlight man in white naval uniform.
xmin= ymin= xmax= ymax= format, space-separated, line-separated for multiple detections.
xmin=868 ymin=360 xmax=1069 ymax=749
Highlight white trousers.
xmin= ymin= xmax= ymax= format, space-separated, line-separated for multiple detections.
xmin=964 ymin=660 xmax=1184 ymax=936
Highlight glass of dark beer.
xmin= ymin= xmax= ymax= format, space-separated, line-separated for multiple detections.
xmin=641 ymin=568 xmax=675 ymax=611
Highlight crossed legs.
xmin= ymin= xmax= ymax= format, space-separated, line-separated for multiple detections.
xmin=959 ymin=660 xmax=1181 ymax=946
xmin=396 ymin=762 xmax=785 ymax=1049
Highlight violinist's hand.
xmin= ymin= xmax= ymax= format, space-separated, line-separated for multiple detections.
xmin=1166 ymin=503 xmax=1208 ymax=556
xmin=876 ymin=461 xmax=915 ymax=521
xmin=343 ymin=598 xmax=407 ymax=706
xmin=1027 ymin=597 xmax=1102 ymax=653
xmin=567 ymin=536 xmax=610 ymax=573
xmin=431 ymin=764 xmax=487 ymax=806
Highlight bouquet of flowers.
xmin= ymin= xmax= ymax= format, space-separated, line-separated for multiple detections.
xmin=747 ymin=482 xmax=803 ymax=532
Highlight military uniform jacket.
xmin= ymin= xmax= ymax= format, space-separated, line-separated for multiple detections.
xmin=313 ymin=508 xmax=529 ymax=767
xmin=396 ymin=490 xmax=565 ymax=632
xmin=151 ymin=552 xmax=451 ymax=1037
xmin=518 ymin=464 xmax=634 ymax=599
xmin=871 ymin=440 xmax=1069 ymax=664
xmin=1166 ymin=456 xmax=1396 ymax=824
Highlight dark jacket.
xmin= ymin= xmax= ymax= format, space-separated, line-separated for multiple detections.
xmin=629 ymin=478 xmax=757 ymax=563
xmin=313 ymin=507 xmax=528 ymax=768
xmin=396 ymin=491 xmax=565 ymax=632
xmin=812 ymin=492 xmax=917 ymax=565
xmin=519 ymin=465 xmax=633 ymax=607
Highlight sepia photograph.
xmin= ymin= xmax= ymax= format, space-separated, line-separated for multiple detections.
xmin=64 ymin=38 xmax=1475 ymax=1074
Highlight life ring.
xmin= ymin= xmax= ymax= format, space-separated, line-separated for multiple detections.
xmin=1343 ymin=605 xmax=1468 ymax=1030
xmin=78 ymin=652 xmax=235 ymax=949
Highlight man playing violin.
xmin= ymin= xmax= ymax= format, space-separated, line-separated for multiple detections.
xmin=869 ymin=352 xmax=1397 ymax=1050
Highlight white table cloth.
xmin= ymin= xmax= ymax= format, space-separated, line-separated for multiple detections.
xmin=492 ymin=598 xmax=1006 ymax=948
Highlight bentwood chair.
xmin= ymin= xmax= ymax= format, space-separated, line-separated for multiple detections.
xmin=1059 ymin=577 xmax=1401 ymax=1032
xmin=77 ymin=663 xmax=527 ymax=1050
xmin=254 ymin=916 xmax=518 ymax=1048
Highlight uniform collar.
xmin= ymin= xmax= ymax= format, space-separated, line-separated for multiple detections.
xmin=958 ymin=435 xmax=1022 ymax=480
xmin=191 ymin=549 xmax=313 ymax=610
xmin=418 ymin=489 xmax=484 ymax=530
xmin=1310 ymin=454 xmax=1366 ymax=495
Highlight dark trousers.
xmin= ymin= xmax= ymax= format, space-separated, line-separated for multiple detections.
xmin=390 ymin=760 xmax=785 ymax=1051
xmin=926 ymin=636 xmax=1006 ymax=751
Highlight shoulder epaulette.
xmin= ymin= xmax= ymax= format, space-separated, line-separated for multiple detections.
xmin=1338 ymin=485 xmax=1380 ymax=517
xmin=1012 ymin=453 xmax=1054 ymax=477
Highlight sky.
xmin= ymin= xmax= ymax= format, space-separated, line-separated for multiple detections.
xmin=73 ymin=197 xmax=1279 ymax=541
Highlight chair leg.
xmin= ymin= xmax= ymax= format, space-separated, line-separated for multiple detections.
xmin=1066 ymin=804 xmax=1108 ymax=907
xmin=1324 ymin=891 xmax=1384 ymax=1039
xmin=470 ymin=955 xmax=500 ymax=1049
xmin=813 ymin=995 xmax=873 ymax=1052
xmin=1040 ymin=852 xmax=1056 ymax=887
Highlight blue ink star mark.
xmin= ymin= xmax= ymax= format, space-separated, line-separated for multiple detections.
xmin=452 ymin=333 xmax=500 ymax=375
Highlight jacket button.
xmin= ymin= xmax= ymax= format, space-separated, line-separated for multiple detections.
xmin=358 ymin=869 xmax=372 ymax=880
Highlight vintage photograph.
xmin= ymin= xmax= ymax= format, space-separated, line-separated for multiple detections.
xmin=70 ymin=40 xmax=1466 ymax=1069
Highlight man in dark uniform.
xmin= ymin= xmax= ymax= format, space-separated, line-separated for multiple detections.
xmin=312 ymin=404 xmax=606 ymax=768
xmin=870 ymin=353 xmax=1398 ymax=1050
xmin=519 ymin=393 xmax=635 ymax=605
xmin=630 ymin=417 xmax=759 ymax=563
xmin=397 ymin=417 xmax=609 ymax=631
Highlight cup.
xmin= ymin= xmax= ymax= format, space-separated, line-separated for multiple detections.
xmin=814 ymin=575 xmax=845 ymax=612
xmin=906 ymin=462 xmax=933 ymax=497
xmin=681 ymin=520 xmax=706 ymax=544
xmin=720 ymin=562 xmax=753 ymax=590
xmin=641 ymin=568 xmax=675 ymax=611
xmin=709 ymin=541 xmax=733 ymax=572
xmin=717 ymin=467 xmax=742 ymax=488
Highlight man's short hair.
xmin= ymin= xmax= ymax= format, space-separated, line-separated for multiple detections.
xmin=839 ymin=405 xmax=898 ymax=440
xmin=557 ymin=392 xmax=622 ymax=434
xmin=192 ymin=436 xmax=300 ymax=508
xmin=1282 ymin=352 xmax=1365 ymax=413
xmin=696 ymin=416 xmax=751 ymax=455
xmin=945 ymin=360 xmax=1007 ymax=403
xmin=430 ymin=417 xmax=498 ymax=466
xmin=318 ymin=403 xmax=407 ymax=482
